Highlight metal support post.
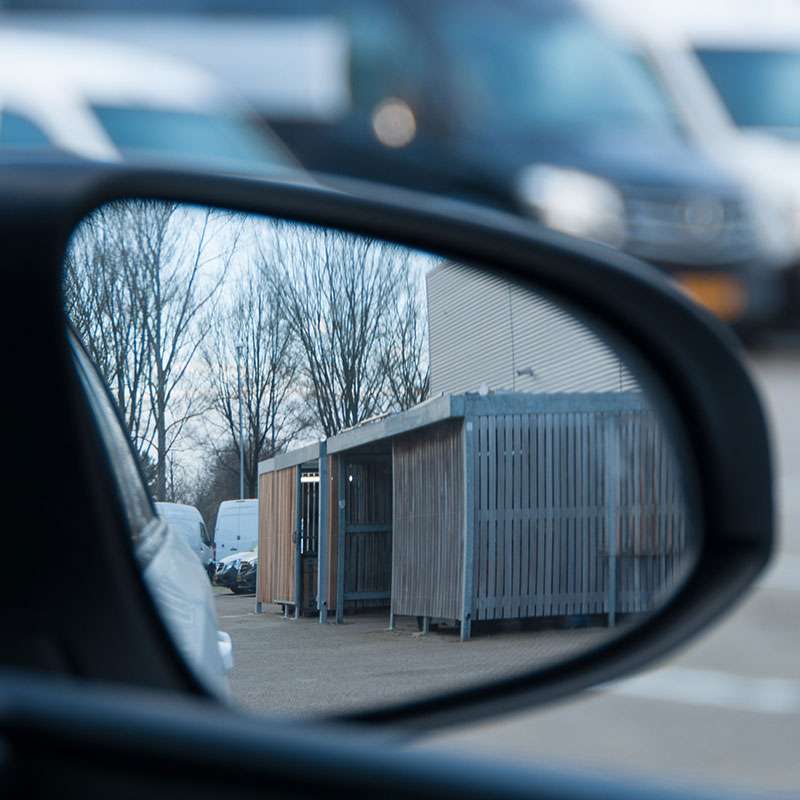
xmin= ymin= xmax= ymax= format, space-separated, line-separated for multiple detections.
xmin=605 ymin=416 xmax=620 ymax=627
xmin=460 ymin=418 xmax=476 ymax=642
xmin=336 ymin=455 xmax=346 ymax=623
xmin=317 ymin=442 xmax=329 ymax=623
xmin=294 ymin=465 xmax=302 ymax=620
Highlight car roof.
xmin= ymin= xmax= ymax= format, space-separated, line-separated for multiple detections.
xmin=587 ymin=0 xmax=800 ymax=48
xmin=155 ymin=502 xmax=203 ymax=519
xmin=218 ymin=499 xmax=257 ymax=510
xmin=0 ymin=30 xmax=225 ymax=110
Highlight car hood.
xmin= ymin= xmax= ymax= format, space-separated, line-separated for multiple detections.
xmin=462 ymin=128 xmax=742 ymax=195
xmin=218 ymin=550 xmax=256 ymax=567
xmin=721 ymin=131 xmax=800 ymax=198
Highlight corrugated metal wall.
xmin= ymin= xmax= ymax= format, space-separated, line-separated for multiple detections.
xmin=391 ymin=420 xmax=465 ymax=620
xmin=426 ymin=262 xmax=638 ymax=396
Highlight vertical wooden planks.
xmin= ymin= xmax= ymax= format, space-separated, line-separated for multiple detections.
xmin=392 ymin=420 xmax=464 ymax=621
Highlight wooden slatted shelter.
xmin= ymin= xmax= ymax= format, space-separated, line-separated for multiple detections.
xmin=257 ymin=391 xmax=689 ymax=640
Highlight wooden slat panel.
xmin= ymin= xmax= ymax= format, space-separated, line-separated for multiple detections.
xmin=392 ymin=420 xmax=464 ymax=620
xmin=257 ymin=472 xmax=270 ymax=605
xmin=271 ymin=466 xmax=296 ymax=604
xmin=470 ymin=401 xmax=686 ymax=622
xmin=257 ymin=466 xmax=296 ymax=606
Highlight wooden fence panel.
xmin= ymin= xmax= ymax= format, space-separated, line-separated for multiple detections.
xmin=472 ymin=403 xmax=686 ymax=621
xmin=392 ymin=420 xmax=464 ymax=620
xmin=342 ymin=454 xmax=393 ymax=610
xmin=257 ymin=466 xmax=296 ymax=607
xmin=257 ymin=473 xmax=270 ymax=606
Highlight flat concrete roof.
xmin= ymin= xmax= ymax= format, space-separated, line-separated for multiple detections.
xmin=258 ymin=441 xmax=323 ymax=475
xmin=259 ymin=391 xmax=645 ymax=471
xmin=326 ymin=394 xmax=463 ymax=455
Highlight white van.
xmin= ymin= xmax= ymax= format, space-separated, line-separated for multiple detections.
xmin=155 ymin=502 xmax=214 ymax=570
xmin=214 ymin=499 xmax=258 ymax=561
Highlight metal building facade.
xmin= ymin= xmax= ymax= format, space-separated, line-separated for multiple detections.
xmin=426 ymin=261 xmax=639 ymax=396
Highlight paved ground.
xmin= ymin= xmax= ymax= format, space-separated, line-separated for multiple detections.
xmin=219 ymin=341 xmax=800 ymax=795
xmin=217 ymin=588 xmax=610 ymax=716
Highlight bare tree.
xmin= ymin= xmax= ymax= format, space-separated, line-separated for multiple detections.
xmin=266 ymin=224 xmax=415 ymax=436
xmin=122 ymin=201 xmax=238 ymax=500
xmin=382 ymin=269 xmax=430 ymax=409
xmin=201 ymin=263 xmax=308 ymax=497
xmin=68 ymin=200 xmax=239 ymax=500
xmin=64 ymin=203 xmax=153 ymax=453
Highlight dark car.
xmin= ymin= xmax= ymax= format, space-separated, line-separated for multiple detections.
xmin=2 ymin=0 xmax=785 ymax=327
xmin=213 ymin=551 xmax=256 ymax=594
xmin=234 ymin=554 xmax=257 ymax=595
xmin=249 ymin=0 xmax=785 ymax=329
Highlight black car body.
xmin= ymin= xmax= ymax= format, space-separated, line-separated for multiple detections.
xmin=234 ymin=554 xmax=257 ymax=595
xmin=255 ymin=0 xmax=785 ymax=328
xmin=0 ymin=0 xmax=785 ymax=326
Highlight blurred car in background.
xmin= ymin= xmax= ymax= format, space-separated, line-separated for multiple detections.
xmin=0 ymin=30 xmax=298 ymax=174
xmin=0 ymin=0 xmax=787 ymax=330
xmin=588 ymin=0 xmax=800 ymax=324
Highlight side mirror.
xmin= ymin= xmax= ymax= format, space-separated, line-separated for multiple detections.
xmin=8 ymin=160 xmax=772 ymax=734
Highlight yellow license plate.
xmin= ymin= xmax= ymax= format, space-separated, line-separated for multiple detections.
xmin=676 ymin=274 xmax=748 ymax=321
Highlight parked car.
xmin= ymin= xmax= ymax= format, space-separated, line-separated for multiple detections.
xmin=234 ymin=552 xmax=258 ymax=595
xmin=213 ymin=551 xmax=243 ymax=590
xmin=213 ymin=550 xmax=255 ymax=594
xmin=245 ymin=0 xmax=787 ymax=330
xmin=155 ymin=502 xmax=214 ymax=578
xmin=0 ymin=30 xmax=298 ymax=174
xmin=214 ymin=499 xmax=258 ymax=562
xmin=3 ymin=0 xmax=785 ymax=329
xmin=71 ymin=334 xmax=233 ymax=697
xmin=588 ymin=0 xmax=800 ymax=323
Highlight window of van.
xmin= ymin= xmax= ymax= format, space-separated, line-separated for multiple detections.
xmin=696 ymin=48 xmax=800 ymax=133
xmin=200 ymin=521 xmax=212 ymax=548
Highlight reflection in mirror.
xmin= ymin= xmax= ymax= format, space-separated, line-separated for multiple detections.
xmin=64 ymin=200 xmax=696 ymax=714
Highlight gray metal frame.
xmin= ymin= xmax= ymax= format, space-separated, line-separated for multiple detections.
xmin=317 ymin=441 xmax=329 ymax=624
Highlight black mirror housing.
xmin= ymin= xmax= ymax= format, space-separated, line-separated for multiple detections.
xmin=0 ymin=157 xmax=773 ymax=734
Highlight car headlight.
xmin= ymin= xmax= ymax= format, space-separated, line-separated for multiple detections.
xmin=516 ymin=165 xmax=626 ymax=249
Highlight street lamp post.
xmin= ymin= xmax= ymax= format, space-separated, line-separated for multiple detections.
xmin=236 ymin=340 xmax=245 ymax=500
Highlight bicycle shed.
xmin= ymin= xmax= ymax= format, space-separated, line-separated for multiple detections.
xmin=257 ymin=391 xmax=687 ymax=640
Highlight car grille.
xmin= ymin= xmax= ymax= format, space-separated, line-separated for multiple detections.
xmin=622 ymin=189 xmax=760 ymax=267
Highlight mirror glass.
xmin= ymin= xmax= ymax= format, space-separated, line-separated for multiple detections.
xmin=64 ymin=200 xmax=698 ymax=714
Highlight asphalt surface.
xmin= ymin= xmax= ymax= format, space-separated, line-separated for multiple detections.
xmin=218 ymin=590 xmax=612 ymax=716
xmin=422 ymin=342 xmax=800 ymax=796
xmin=219 ymin=342 xmax=799 ymax=795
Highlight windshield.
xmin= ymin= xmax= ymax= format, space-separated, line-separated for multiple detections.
xmin=432 ymin=4 xmax=680 ymax=138
xmin=200 ymin=521 xmax=212 ymax=548
xmin=92 ymin=105 xmax=295 ymax=171
xmin=696 ymin=48 xmax=800 ymax=134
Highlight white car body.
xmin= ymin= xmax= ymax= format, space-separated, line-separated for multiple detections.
xmin=72 ymin=338 xmax=232 ymax=697
xmin=155 ymin=502 xmax=213 ymax=569
xmin=214 ymin=500 xmax=258 ymax=561
xmin=143 ymin=521 xmax=232 ymax=697
xmin=585 ymin=0 xmax=800 ymax=266
xmin=0 ymin=30 xmax=297 ymax=170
